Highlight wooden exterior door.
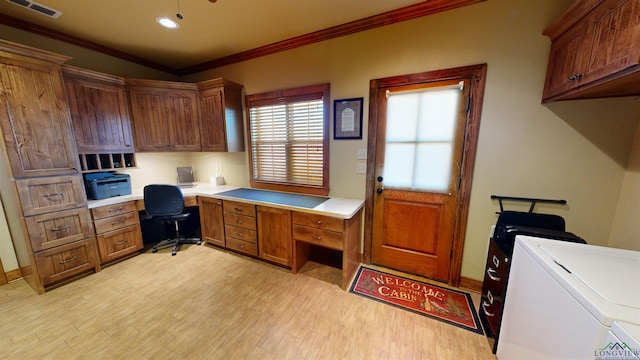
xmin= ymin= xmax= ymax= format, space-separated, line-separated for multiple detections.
xmin=366 ymin=65 xmax=487 ymax=285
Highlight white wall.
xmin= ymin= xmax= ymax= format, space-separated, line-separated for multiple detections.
xmin=0 ymin=200 xmax=18 ymax=273
xmin=609 ymin=122 xmax=640 ymax=251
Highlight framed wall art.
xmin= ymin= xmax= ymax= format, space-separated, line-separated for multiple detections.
xmin=334 ymin=97 xmax=363 ymax=140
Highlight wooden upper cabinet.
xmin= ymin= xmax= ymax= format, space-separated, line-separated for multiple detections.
xmin=542 ymin=0 xmax=640 ymax=102
xmin=62 ymin=66 xmax=134 ymax=153
xmin=0 ymin=42 xmax=79 ymax=178
xmin=197 ymin=79 xmax=245 ymax=152
xmin=126 ymin=79 xmax=201 ymax=152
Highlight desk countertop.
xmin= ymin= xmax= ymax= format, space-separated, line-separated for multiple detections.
xmin=86 ymin=184 xmax=364 ymax=219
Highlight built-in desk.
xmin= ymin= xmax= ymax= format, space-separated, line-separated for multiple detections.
xmin=87 ymin=184 xmax=365 ymax=289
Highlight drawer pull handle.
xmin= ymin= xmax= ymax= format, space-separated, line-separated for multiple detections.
xmin=109 ymin=207 xmax=124 ymax=212
xmin=234 ymin=207 xmax=243 ymax=212
xmin=481 ymin=301 xmax=494 ymax=317
xmin=111 ymin=220 xmax=126 ymax=225
xmin=114 ymin=239 xmax=129 ymax=245
xmin=239 ymin=244 xmax=245 ymax=249
xmin=236 ymin=232 xmax=244 ymax=237
xmin=44 ymin=192 xmax=64 ymax=198
xmin=51 ymin=225 xmax=71 ymax=231
xmin=312 ymin=235 xmax=322 ymax=241
xmin=235 ymin=219 xmax=243 ymax=224
xmin=59 ymin=256 xmax=78 ymax=264
xmin=486 ymin=267 xmax=501 ymax=281
xmin=311 ymin=219 xmax=323 ymax=225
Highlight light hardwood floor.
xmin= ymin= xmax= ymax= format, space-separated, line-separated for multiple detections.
xmin=0 ymin=244 xmax=496 ymax=359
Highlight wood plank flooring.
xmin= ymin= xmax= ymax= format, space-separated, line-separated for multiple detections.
xmin=0 ymin=244 xmax=496 ymax=359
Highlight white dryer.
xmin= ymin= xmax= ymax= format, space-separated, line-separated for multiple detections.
xmin=497 ymin=236 xmax=640 ymax=359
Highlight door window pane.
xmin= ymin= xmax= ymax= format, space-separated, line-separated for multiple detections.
xmin=384 ymin=84 xmax=461 ymax=192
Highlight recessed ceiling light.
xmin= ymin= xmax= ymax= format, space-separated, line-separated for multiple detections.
xmin=156 ymin=17 xmax=179 ymax=29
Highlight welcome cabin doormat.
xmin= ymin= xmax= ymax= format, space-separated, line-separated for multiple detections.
xmin=350 ymin=267 xmax=483 ymax=334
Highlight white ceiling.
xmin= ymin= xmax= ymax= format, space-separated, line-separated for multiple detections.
xmin=0 ymin=0 xmax=429 ymax=74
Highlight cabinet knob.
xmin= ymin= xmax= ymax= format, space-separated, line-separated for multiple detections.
xmin=567 ymin=73 xmax=583 ymax=82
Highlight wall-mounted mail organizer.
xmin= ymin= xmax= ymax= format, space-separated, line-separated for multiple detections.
xmin=78 ymin=152 xmax=136 ymax=173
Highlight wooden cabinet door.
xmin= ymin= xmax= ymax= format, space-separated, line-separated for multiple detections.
xmin=63 ymin=70 xmax=134 ymax=152
xmin=0 ymin=54 xmax=79 ymax=178
xmin=128 ymin=88 xmax=173 ymax=151
xmin=128 ymin=83 xmax=200 ymax=152
xmin=542 ymin=19 xmax=590 ymax=100
xmin=580 ymin=0 xmax=640 ymax=85
xmin=166 ymin=90 xmax=201 ymax=151
xmin=257 ymin=206 xmax=292 ymax=267
xmin=199 ymin=197 xmax=225 ymax=247
xmin=197 ymin=79 xmax=245 ymax=152
xmin=199 ymin=86 xmax=226 ymax=152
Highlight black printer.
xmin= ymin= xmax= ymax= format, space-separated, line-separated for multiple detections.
xmin=84 ymin=172 xmax=132 ymax=200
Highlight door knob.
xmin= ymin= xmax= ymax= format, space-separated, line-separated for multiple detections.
xmin=376 ymin=188 xmax=383 ymax=194
xmin=377 ymin=176 xmax=383 ymax=182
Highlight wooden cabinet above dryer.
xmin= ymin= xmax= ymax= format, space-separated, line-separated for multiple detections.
xmin=542 ymin=0 xmax=640 ymax=102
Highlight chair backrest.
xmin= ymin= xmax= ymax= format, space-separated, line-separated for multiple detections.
xmin=144 ymin=184 xmax=185 ymax=216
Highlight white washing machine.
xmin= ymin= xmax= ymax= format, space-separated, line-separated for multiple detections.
xmin=497 ymin=235 xmax=640 ymax=359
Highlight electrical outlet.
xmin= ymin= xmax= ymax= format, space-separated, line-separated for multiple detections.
xmin=217 ymin=163 xmax=223 ymax=171
xmin=357 ymin=148 xmax=367 ymax=160
xmin=356 ymin=163 xmax=366 ymax=174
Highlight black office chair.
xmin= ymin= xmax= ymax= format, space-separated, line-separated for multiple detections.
xmin=144 ymin=184 xmax=201 ymax=256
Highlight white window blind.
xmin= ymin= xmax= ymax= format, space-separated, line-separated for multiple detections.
xmin=249 ymin=98 xmax=325 ymax=187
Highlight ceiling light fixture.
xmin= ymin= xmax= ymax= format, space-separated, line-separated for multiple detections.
xmin=156 ymin=17 xmax=179 ymax=29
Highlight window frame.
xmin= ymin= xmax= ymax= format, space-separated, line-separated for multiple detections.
xmin=245 ymin=83 xmax=330 ymax=196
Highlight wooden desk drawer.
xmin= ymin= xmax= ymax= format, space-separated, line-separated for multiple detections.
xmin=224 ymin=224 xmax=257 ymax=243
xmin=34 ymin=239 xmax=97 ymax=286
xmin=223 ymin=213 xmax=257 ymax=230
xmin=91 ymin=201 xmax=137 ymax=220
xmin=25 ymin=208 xmax=93 ymax=252
xmin=293 ymin=225 xmax=344 ymax=250
xmin=292 ymin=212 xmax=344 ymax=232
xmin=223 ymin=200 xmax=256 ymax=217
xmin=96 ymin=224 xmax=143 ymax=264
xmin=226 ymin=237 xmax=258 ymax=257
xmin=184 ymin=196 xmax=198 ymax=207
xmin=94 ymin=212 xmax=139 ymax=234
xmin=17 ymin=175 xmax=86 ymax=216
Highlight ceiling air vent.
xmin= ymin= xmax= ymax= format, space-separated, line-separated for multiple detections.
xmin=6 ymin=0 xmax=63 ymax=18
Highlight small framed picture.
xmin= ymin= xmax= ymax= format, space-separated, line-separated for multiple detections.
xmin=334 ymin=97 xmax=363 ymax=140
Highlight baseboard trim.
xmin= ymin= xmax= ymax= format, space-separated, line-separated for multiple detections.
xmin=6 ymin=268 xmax=22 ymax=282
xmin=459 ymin=276 xmax=483 ymax=293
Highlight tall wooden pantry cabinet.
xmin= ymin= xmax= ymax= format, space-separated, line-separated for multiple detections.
xmin=0 ymin=39 xmax=99 ymax=294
